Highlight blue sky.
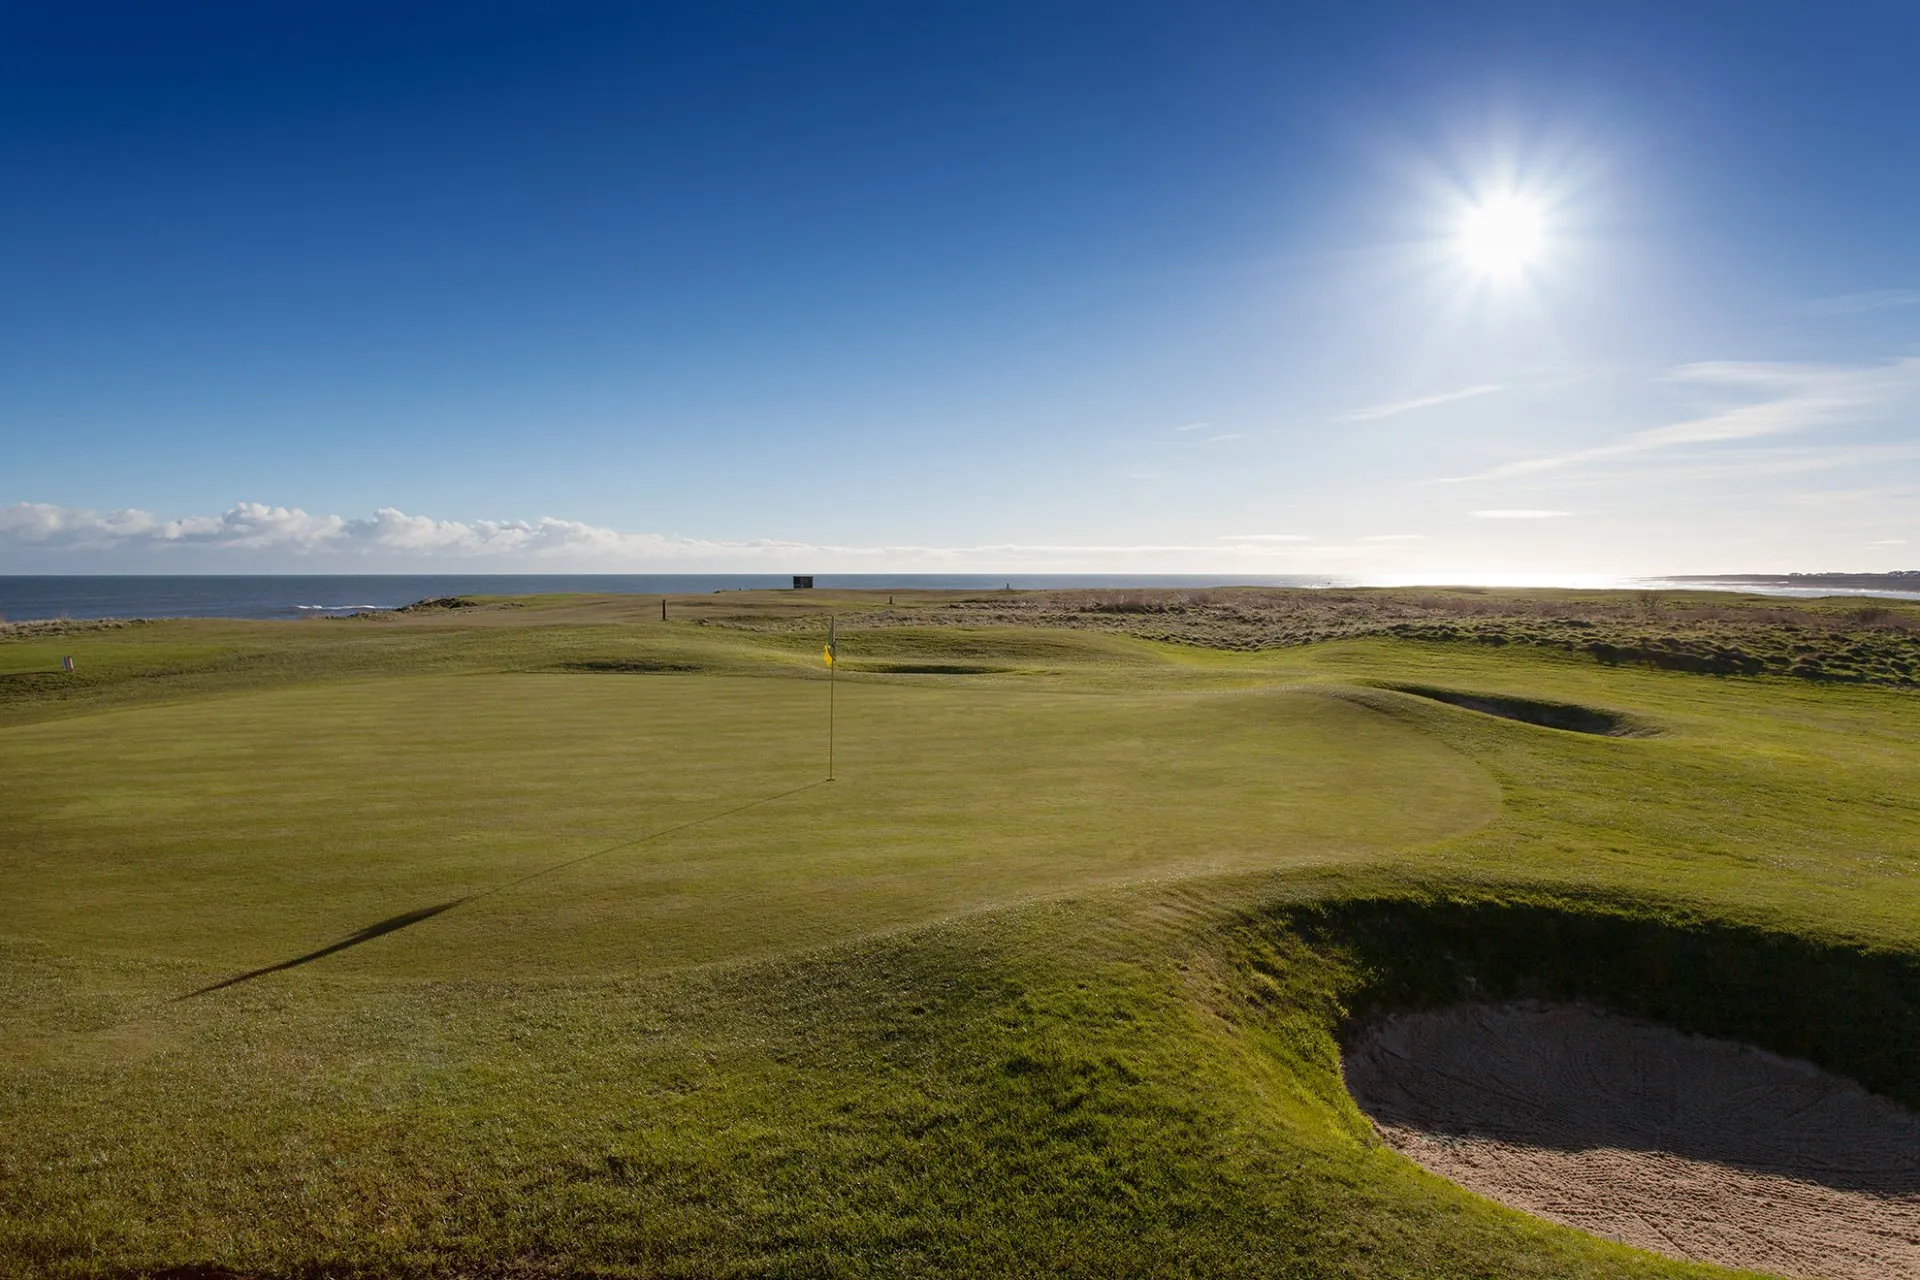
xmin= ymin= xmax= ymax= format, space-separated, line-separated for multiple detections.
xmin=3 ymin=0 xmax=1918 ymax=575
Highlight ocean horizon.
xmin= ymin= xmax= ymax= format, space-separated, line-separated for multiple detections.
xmin=3 ymin=572 xmax=1919 ymax=624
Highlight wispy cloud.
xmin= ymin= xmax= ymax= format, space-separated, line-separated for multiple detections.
xmin=1624 ymin=442 xmax=1920 ymax=482
xmin=1804 ymin=289 xmax=1920 ymax=316
xmin=1362 ymin=534 xmax=1425 ymax=542
xmin=1437 ymin=356 xmax=1920 ymax=483
xmin=1785 ymin=485 xmax=1920 ymax=510
xmin=1174 ymin=421 xmax=1209 ymax=432
xmin=1218 ymin=533 xmax=1314 ymax=542
xmin=1869 ymin=539 xmax=1909 ymax=547
xmin=1206 ymin=432 xmax=1244 ymax=443
xmin=1470 ymin=509 xmax=1570 ymax=519
xmin=1341 ymin=383 xmax=1503 ymax=422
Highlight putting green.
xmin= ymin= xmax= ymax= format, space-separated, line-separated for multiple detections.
xmin=0 ymin=671 xmax=1495 ymax=985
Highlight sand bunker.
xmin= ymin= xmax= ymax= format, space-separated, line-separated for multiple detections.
xmin=1385 ymin=684 xmax=1651 ymax=736
xmin=1344 ymin=1002 xmax=1920 ymax=1278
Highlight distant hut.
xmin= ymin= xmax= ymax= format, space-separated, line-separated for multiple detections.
xmin=792 ymin=575 xmax=815 ymax=590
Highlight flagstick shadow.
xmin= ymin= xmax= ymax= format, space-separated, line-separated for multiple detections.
xmin=180 ymin=900 xmax=470 ymax=998
xmin=177 ymin=779 xmax=832 ymax=1000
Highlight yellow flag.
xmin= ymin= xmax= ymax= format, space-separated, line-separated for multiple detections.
xmin=822 ymin=643 xmax=835 ymax=666
xmin=824 ymin=617 xmax=837 ymax=666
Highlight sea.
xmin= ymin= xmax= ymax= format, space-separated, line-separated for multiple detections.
xmin=1 ymin=573 xmax=1917 ymax=624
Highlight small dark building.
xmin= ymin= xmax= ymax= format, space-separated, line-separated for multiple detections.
xmin=792 ymin=575 xmax=815 ymax=589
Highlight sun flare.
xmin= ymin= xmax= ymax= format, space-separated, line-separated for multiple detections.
xmin=1458 ymin=194 xmax=1546 ymax=274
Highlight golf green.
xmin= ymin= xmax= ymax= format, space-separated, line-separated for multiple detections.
xmin=1 ymin=673 xmax=1494 ymax=983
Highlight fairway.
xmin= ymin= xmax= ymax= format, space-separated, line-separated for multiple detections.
xmin=5 ymin=592 xmax=1920 ymax=1279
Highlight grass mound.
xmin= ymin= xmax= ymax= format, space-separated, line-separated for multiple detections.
xmin=1380 ymin=684 xmax=1655 ymax=736
xmin=723 ymin=586 xmax=1920 ymax=688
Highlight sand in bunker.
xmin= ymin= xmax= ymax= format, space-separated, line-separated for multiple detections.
xmin=1344 ymin=1003 xmax=1920 ymax=1279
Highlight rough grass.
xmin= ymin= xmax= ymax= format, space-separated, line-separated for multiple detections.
xmin=3 ymin=591 xmax=1919 ymax=1278
xmin=711 ymin=586 xmax=1920 ymax=688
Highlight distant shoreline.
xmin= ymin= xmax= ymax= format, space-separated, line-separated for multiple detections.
xmin=4 ymin=571 xmax=1920 ymax=626
xmin=1662 ymin=572 xmax=1920 ymax=589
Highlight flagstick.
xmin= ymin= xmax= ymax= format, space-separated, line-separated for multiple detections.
xmin=827 ymin=624 xmax=836 ymax=782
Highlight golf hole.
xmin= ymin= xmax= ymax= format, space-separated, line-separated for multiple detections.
xmin=1345 ymin=1003 xmax=1920 ymax=1278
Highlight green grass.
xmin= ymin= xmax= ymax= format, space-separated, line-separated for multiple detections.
xmin=3 ymin=592 xmax=1919 ymax=1278
xmin=1 ymin=673 xmax=1490 ymax=982
xmin=712 ymin=583 xmax=1920 ymax=687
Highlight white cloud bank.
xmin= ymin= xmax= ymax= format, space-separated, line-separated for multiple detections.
xmin=0 ymin=501 xmax=798 ymax=561
xmin=0 ymin=501 xmax=1405 ymax=572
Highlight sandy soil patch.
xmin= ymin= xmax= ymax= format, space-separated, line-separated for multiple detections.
xmin=1344 ymin=1002 xmax=1920 ymax=1279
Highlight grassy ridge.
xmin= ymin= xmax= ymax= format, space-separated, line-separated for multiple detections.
xmin=3 ymin=591 xmax=1918 ymax=1278
xmin=720 ymin=585 xmax=1920 ymax=686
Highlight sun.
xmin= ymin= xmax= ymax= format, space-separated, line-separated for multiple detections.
xmin=1457 ymin=194 xmax=1546 ymax=275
